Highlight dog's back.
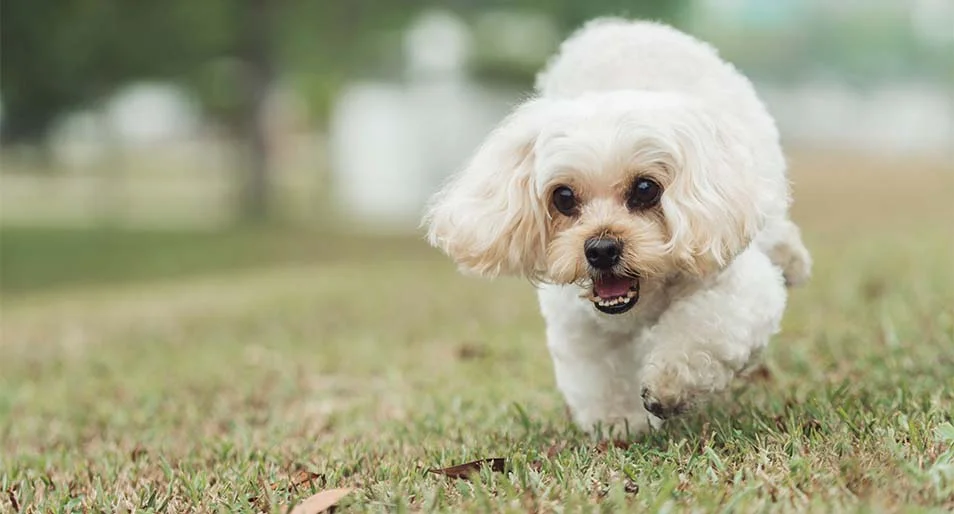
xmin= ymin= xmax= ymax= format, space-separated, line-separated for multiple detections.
xmin=536 ymin=19 xmax=775 ymax=142
xmin=537 ymin=20 xmax=732 ymax=93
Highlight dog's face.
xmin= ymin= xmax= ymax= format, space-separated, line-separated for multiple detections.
xmin=425 ymin=91 xmax=768 ymax=314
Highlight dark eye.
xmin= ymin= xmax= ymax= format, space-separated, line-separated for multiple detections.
xmin=627 ymin=178 xmax=662 ymax=210
xmin=552 ymin=185 xmax=578 ymax=216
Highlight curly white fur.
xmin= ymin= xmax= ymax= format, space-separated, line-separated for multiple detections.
xmin=424 ymin=18 xmax=811 ymax=437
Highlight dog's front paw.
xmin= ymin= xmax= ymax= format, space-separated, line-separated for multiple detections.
xmin=640 ymin=353 xmax=732 ymax=419
xmin=640 ymin=386 xmax=689 ymax=420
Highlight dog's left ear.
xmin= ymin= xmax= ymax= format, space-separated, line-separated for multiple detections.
xmin=424 ymin=98 xmax=555 ymax=278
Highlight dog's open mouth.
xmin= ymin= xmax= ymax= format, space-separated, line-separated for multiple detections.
xmin=589 ymin=274 xmax=640 ymax=314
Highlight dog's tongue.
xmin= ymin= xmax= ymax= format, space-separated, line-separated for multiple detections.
xmin=594 ymin=275 xmax=632 ymax=298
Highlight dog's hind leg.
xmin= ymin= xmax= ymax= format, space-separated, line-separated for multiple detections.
xmin=757 ymin=218 xmax=812 ymax=287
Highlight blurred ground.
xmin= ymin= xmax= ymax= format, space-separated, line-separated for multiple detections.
xmin=1 ymin=151 xmax=952 ymax=511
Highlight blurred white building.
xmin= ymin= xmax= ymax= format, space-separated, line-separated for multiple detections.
xmin=328 ymin=10 xmax=517 ymax=231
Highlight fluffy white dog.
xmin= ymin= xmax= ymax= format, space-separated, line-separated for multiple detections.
xmin=423 ymin=18 xmax=812 ymax=437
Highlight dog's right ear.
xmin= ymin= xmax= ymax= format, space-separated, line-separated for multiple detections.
xmin=423 ymin=98 xmax=555 ymax=278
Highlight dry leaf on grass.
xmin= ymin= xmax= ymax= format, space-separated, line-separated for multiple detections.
xmin=546 ymin=442 xmax=567 ymax=458
xmin=130 ymin=445 xmax=147 ymax=462
xmin=287 ymin=488 xmax=353 ymax=514
xmin=262 ymin=469 xmax=326 ymax=500
xmin=456 ymin=342 xmax=488 ymax=360
xmin=7 ymin=488 xmax=20 ymax=513
xmin=595 ymin=439 xmax=630 ymax=453
xmin=278 ymin=470 xmax=324 ymax=492
xmin=530 ymin=442 xmax=568 ymax=471
xmin=428 ymin=458 xmax=507 ymax=479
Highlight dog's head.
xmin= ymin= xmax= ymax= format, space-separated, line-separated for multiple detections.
xmin=424 ymin=91 xmax=774 ymax=314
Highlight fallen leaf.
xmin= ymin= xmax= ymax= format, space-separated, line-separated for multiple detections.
xmin=7 ymin=488 xmax=19 ymax=513
xmin=456 ymin=343 xmax=488 ymax=360
xmin=595 ymin=439 xmax=630 ymax=453
xmin=247 ymin=495 xmax=263 ymax=510
xmin=288 ymin=488 xmax=353 ymax=514
xmin=529 ymin=441 xmax=567 ymax=471
xmin=545 ymin=442 xmax=566 ymax=458
xmin=428 ymin=458 xmax=507 ymax=479
xmin=268 ymin=469 xmax=325 ymax=494
xmin=130 ymin=445 xmax=147 ymax=462
xmin=286 ymin=470 xmax=324 ymax=491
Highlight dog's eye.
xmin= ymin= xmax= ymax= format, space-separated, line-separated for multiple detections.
xmin=552 ymin=186 xmax=578 ymax=216
xmin=627 ymin=178 xmax=662 ymax=210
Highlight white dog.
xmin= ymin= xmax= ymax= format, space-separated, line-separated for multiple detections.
xmin=424 ymin=19 xmax=811 ymax=437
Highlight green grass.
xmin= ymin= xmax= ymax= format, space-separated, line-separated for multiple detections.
xmin=1 ymin=157 xmax=953 ymax=512
xmin=0 ymin=227 xmax=426 ymax=295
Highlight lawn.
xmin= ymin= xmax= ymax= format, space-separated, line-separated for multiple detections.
xmin=1 ymin=152 xmax=953 ymax=512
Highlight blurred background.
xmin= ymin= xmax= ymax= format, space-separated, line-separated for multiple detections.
xmin=0 ymin=0 xmax=951 ymax=295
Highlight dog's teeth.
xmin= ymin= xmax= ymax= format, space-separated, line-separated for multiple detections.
xmin=595 ymin=295 xmax=633 ymax=307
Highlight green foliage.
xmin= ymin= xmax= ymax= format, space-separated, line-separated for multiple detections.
xmin=0 ymin=0 xmax=235 ymax=143
xmin=0 ymin=0 xmax=689 ymax=142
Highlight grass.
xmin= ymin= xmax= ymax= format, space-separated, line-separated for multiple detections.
xmin=1 ymin=152 xmax=953 ymax=512
xmin=0 ymin=227 xmax=424 ymax=295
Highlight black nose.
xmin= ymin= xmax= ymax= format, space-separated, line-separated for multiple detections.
xmin=584 ymin=238 xmax=621 ymax=270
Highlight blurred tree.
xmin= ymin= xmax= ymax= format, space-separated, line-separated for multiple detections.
xmin=236 ymin=0 xmax=274 ymax=223
xmin=1 ymin=0 xmax=687 ymax=220
xmin=0 ymin=0 xmax=232 ymax=145
xmin=0 ymin=0 xmax=276 ymax=221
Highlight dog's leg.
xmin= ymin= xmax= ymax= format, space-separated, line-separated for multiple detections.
xmin=539 ymin=286 xmax=661 ymax=439
xmin=757 ymin=218 xmax=812 ymax=287
xmin=640 ymin=246 xmax=787 ymax=419
xmin=546 ymin=328 xmax=659 ymax=439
